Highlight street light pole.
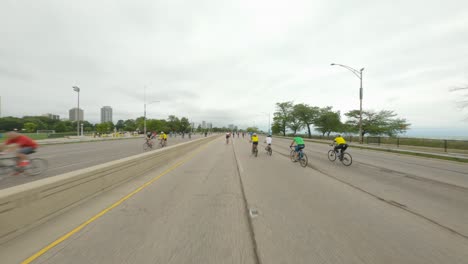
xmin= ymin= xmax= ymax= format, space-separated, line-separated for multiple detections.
xmin=331 ymin=63 xmax=365 ymax=144
xmin=72 ymin=86 xmax=80 ymax=136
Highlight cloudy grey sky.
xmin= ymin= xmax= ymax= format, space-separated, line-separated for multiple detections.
xmin=1 ymin=0 xmax=468 ymax=135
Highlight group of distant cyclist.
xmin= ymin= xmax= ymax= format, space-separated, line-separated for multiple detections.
xmin=225 ymin=131 xmax=349 ymax=162
xmin=0 ymin=129 xmax=350 ymax=176
xmin=145 ymin=131 xmax=168 ymax=148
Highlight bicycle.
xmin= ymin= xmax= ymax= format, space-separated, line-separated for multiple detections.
xmin=0 ymin=154 xmax=48 ymax=176
xmin=159 ymin=139 xmax=167 ymax=148
xmin=265 ymin=144 xmax=272 ymax=156
xmin=328 ymin=144 xmax=352 ymax=166
xmin=143 ymin=139 xmax=153 ymax=151
xmin=251 ymin=143 xmax=258 ymax=157
xmin=290 ymin=146 xmax=308 ymax=167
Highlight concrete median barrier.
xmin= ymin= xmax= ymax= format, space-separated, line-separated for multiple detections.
xmin=0 ymin=136 xmax=217 ymax=243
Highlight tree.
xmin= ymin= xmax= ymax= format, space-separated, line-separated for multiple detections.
xmin=315 ymin=107 xmax=342 ymax=136
xmin=96 ymin=123 xmax=110 ymax=134
xmin=273 ymin=101 xmax=294 ymax=136
xmin=345 ymin=110 xmax=410 ymax=137
xmin=179 ymin=117 xmax=190 ymax=132
xmin=167 ymin=115 xmax=181 ymax=132
xmin=123 ymin=119 xmax=137 ymax=131
xmin=287 ymin=114 xmax=303 ymax=135
xmin=54 ymin=122 xmax=67 ymax=133
xmin=292 ymin=104 xmax=319 ymax=138
xmin=246 ymin=127 xmax=259 ymax=133
xmin=23 ymin=122 xmax=38 ymax=133
xmin=115 ymin=120 xmax=125 ymax=131
xmin=0 ymin=117 xmax=24 ymax=131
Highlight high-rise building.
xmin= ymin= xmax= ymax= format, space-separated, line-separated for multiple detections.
xmin=207 ymin=123 xmax=213 ymax=129
xmin=101 ymin=106 xmax=113 ymax=123
xmin=228 ymin=124 xmax=234 ymax=130
xmin=69 ymin=108 xmax=84 ymax=121
xmin=202 ymin=121 xmax=206 ymax=129
xmin=43 ymin=113 xmax=60 ymax=120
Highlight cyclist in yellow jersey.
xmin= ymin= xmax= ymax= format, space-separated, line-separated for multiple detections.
xmin=159 ymin=132 xmax=168 ymax=145
xmin=333 ymin=134 xmax=348 ymax=160
xmin=251 ymin=133 xmax=259 ymax=153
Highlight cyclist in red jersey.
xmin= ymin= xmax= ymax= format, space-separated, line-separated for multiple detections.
xmin=0 ymin=132 xmax=38 ymax=167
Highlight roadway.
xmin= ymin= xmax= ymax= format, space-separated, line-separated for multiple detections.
xmin=0 ymin=135 xmax=201 ymax=190
xmin=1 ymin=136 xmax=468 ymax=263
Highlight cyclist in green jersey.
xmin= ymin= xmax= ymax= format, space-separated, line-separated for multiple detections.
xmin=290 ymin=136 xmax=305 ymax=160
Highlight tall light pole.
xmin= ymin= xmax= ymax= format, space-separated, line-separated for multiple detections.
xmin=72 ymin=86 xmax=80 ymax=136
xmin=331 ymin=63 xmax=365 ymax=144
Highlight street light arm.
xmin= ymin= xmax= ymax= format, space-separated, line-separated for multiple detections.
xmin=331 ymin=63 xmax=362 ymax=79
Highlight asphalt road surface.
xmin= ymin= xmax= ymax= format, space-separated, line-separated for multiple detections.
xmin=3 ymin=135 xmax=468 ymax=263
xmin=0 ymin=135 xmax=201 ymax=190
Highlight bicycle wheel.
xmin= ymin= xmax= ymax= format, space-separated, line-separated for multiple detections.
xmin=290 ymin=150 xmax=296 ymax=162
xmin=328 ymin=150 xmax=336 ymax=162
xmin=268 ymin=148 xmax=272 ymax=156
xmin=341 ymin=153 xmax=353 ymax=166
xmin=254 ymin=148 xmax=258 ymax=157
xmin=143 ymin=142 xmax=149 ymax=151
xmin=25 ymin=158 xmax=48 ymax=176
xmin=299 ymin=153 xmax=308 ymax=167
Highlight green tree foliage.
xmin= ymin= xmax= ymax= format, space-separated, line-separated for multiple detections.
xmin=315 ymin=107 xmax=342 ymax=136
xmin=167 ymin=115 xmax=181 ymax=132
xmin=292 ymin=104 xmax=320 ymax=138
xmin=179 ymin=117 xmax=190 ymax=132
xmin=23 ymin=122 xmax=38 ymax=133
xmin=287 ymin=114 xmax=303 ymax=135
xmin=115 ymin=120 xmax=125 ymax=131
xmin=0 ymin=117 xmax=24 ymax=131
xmin=123 ymin=119 xmax=137 ymax=131
xmin=246 ymin=127 xmax=259 ymax=133
xmin=345 ymin=110 xmax=410 ymax=137
xmin=272 ymin=101 xmax=294 ymax=136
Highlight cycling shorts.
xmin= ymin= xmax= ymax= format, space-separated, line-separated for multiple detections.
xmin=295 ymin=144 xmax=305 ymax=152
xmin=19 ymin=147 xmax=35 ymax=155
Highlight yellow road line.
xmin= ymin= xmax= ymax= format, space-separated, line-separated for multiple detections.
xmin=22 ymin=141 xmax=212 ymax=264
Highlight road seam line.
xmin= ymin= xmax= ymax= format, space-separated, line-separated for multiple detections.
xmin=232 ymin=139 xmax=262 ymax=264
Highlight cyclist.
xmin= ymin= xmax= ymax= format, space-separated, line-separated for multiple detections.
xmin=251 ymin=133 xmax=259 ymax=153
xmin=0 ymin=132 xmax=38 ymax=167
xmin=264 ymin=134 xmax=272 ymax=151
xmin=290 ymin=135 xmax=305 ymax=161
xmin=333 ymin=134 xmax=348 ymax=160
xmin=225 ymin=132 xmax=231 ymax=144
xmin=159 ymin=132 xmax=168 ymax=146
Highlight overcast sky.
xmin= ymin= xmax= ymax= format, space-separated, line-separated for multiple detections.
xmin=1 ymin=0 xmax=468 ymax=135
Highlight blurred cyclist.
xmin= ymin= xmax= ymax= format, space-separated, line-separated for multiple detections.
xmin=265 ymin=134 xmax=272 ymax=150
xmin=159 ymin=132 xmax=168 ymax=146
xmin=0 ymin=132 xmax=38 ymax=167
xmin=251 ymin=133 xmax=259 ymax=153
